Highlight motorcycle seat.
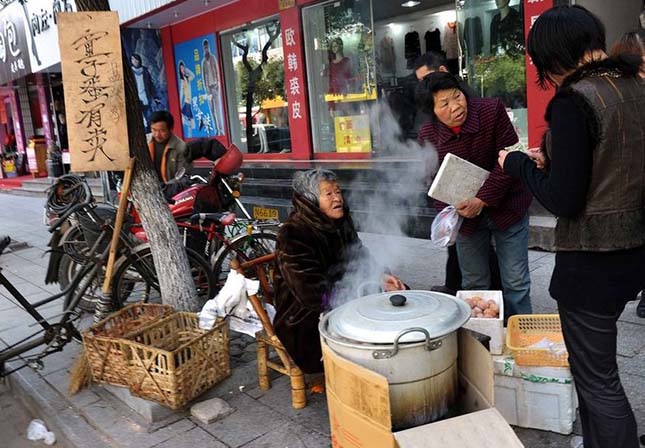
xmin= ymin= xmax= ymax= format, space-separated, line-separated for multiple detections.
xmin=190 ymin=212 xmax=236 ymax=227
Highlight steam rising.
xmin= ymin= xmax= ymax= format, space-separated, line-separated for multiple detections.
xmin=329 ymin=102 xmax=438 ymax=308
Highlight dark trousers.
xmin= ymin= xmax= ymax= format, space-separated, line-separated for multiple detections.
xmin=558 ymin=303 xmax=639 ymax=448
xmin=445 ymin=244 xmax=501 ymax=292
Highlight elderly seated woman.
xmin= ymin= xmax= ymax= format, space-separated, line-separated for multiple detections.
xmin=273 ymin=168 xmax=405 ymax=374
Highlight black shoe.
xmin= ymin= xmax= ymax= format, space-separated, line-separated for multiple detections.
xmin=430 ymin=285 xmax=457 ymax=296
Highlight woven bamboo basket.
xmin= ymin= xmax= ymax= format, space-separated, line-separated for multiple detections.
xmin=506 ymin=314 xmax=569 ymax=367
xmin=83 ymin=303 xmax=174 ymax=386
xmin=123 ymin=312 xmax=230 ymax=409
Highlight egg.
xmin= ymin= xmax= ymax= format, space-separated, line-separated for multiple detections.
xmin=483 ymin=308 xmax=498 ymax=318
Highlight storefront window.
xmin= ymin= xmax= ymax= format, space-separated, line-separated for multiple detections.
xmin=457 ymin=0 xmax=528 ymax=144
xmin=221 ymin=18 xmax=291 ymax=154
xmin=303 ymin=0 xmax=377 ymax=154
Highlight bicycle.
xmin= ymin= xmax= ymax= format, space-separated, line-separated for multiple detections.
xmin=46 ymin=176 xmax=216 ymax=312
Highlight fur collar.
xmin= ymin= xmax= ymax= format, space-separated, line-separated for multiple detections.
xmin=561 ymin=55 xmax=642 ymax=89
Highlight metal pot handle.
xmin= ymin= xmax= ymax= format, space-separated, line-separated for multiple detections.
xmin=372 ymin=327 xmax=442 ymax=359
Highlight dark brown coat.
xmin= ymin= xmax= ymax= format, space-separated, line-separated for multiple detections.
xmin=273 ymin=194 xmax=365 ymax=373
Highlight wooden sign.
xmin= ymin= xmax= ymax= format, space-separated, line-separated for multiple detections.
xmin=279 ymin=0 xmax=295 ymax=10
xmin=58 ymin=11 xmax=129 ymax=172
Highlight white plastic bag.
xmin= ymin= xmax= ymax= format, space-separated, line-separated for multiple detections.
xmin=26 ymin=419 xmax=56 ymax=446
xmin=430 ymin=206 xmax=463 ymax=247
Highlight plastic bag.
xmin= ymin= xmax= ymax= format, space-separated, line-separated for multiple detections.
xmin=199 ymin=270 xmax=260 ymax=330
xmin=26 ymin=419 xmax=56 ymax=445
xmin=430 ymin=206 xmax=463 ymax=247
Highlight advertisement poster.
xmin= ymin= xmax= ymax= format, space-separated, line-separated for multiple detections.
xmin=174 ymin=34 xmax=224 ymax=138
xmin=334 ymin=115 xmax=370 ymax=153
xmin=122 ymin=28 xmax=170 ymax=132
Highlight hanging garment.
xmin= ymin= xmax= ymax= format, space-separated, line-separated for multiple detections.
xmin=380 ymin=35 xmax=396 ymax=75
xmin=444 ymin=21 xmax=459 ymax=59
xmin=404 ymin=31 xmax=421 ymax=69
xmin=425 ymin=28 xmax=442 ymax=53
xmin=490 ymin=7 xmax=525 ymax=55
xmin=463 ymin=16 xmax=483 ymax=56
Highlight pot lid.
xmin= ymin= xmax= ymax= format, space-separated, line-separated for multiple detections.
xmin=325 ymin=290 xmax=471 ymax=344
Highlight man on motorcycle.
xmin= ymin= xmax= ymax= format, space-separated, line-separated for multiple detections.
xmin=149 ymin=110 xmax=232 ymax=199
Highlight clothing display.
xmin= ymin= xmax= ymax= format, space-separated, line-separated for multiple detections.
xmin=328 ymin=57 xmax=353 ymax=94
xmin=443 ymin=22 xmax=459 ymax=59
xmin=404 ymin=31 xmax=421 ymax=69
xmin=379 ymin=35 xmax=396 ymax=76
xmin=425 ymin=28 xmax=442 ymax=53
xmin=490 ymin=7 xmax=524 ymax=55
xmin=463 ymin=16 xmax=483 ymax=56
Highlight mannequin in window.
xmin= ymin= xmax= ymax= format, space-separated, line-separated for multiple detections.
xmin=327 ymin=37 xmax=354 ymax=95
xmin=490 ymin=0 xmax=524 ymax=56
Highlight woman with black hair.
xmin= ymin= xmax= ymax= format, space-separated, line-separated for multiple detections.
xmin=499 ymin=6 xmax=645 ymax=448
xmin=417 ymin=72 xmax=533 ymax=319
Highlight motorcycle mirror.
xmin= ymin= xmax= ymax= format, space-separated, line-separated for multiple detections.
xmin=174 ymin=167 xmax=186 ymax=180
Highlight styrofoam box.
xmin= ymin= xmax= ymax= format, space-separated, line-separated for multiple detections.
xmin=457 ymin=290 xmax=504 ymax=354
xmin=492 ymin=356 xmax=578 ymax=435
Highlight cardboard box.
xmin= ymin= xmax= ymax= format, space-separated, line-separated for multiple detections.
xmin=456 ymin=290 xmax=505 ymax=355
xmin=322 ymin=330 xmax=524 ymax=448
xmin=428 ymin=153 xmax=490 ymax=205
xmin=493 ymin=356 xmax=578 ymax=435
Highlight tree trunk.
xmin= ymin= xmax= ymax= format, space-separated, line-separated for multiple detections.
xmin=76 ymin=0 xmax=198 ymax=311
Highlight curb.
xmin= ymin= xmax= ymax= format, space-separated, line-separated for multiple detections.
xmin=8 ymin=365 xmax=113 ymax=448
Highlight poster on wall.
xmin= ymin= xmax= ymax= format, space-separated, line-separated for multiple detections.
xmin=58 ymin=12 xmax=130 ymax=172
xmin=121 ymin=28 xmax=170 ymax=133
xmin=173 ymin=34 xmax=224 ymax=138
xmin=334 ymin=115 xmax=371 ymax=153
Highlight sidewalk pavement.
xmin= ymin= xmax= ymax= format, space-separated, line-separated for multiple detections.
xmin=0 ymin=192 xmax=643 ymax=448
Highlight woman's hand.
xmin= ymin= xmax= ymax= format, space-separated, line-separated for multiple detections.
xmin=527 ymin=147 xmax=546 ymax=170
xmin=456 ymin=198 xmax=485 ymax=219
xmin=498 ymin=149 xmax=509 ymax=170
xmin=383 ymin=274 xmax=405 ymax=292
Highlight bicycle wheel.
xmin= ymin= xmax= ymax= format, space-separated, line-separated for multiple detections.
xmin=63 ymin=263 xmax=102 ymax=341
xmin=111 ymin=244 xmax=215 ymax=308
xmin=211 ymin=232 xmax=277 ymax=298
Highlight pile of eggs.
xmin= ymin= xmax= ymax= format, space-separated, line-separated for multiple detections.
xmin=464 ymin=296 xmax=500 ymax=318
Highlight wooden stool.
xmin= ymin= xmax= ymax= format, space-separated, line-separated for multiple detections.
xmin=255 ymin=329 xmax=306 ymax=409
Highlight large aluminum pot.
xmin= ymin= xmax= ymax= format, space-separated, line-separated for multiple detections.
xmin=319 ymin=290 xmax=470 ymax=430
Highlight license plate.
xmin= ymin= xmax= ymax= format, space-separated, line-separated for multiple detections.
xmin=253 ymin=206 xmax=279 ymax=220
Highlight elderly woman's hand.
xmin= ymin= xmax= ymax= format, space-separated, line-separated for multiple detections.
xmin=383 ymin=274 xmax=405 ymax=292
xmin=456 ymin=198 xmax=485 ymax=219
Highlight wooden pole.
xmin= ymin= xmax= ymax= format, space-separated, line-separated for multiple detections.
xmin=102 ymin=157 xmax=135 ymax=294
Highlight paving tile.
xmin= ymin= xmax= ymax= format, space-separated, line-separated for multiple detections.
xmin=240 ymin=422 xmax=330 ymax=448
xmin=255 ymin=376 xmax=331 ymax=436
xmin=197 ymin=393 xmax=290 ymax=448
xmin=152 ymin=426 xmax=228 ymax=448
xmin=82 ymin=401 xmax=196 ymax=448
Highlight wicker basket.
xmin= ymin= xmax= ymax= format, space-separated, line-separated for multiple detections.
xmin=83 ymin=303 xmax=174 ymax=386
xmin=123 ymin=312 xmax=230 ymax=409
xmin=506 ymin=314 xmax=569 ymax=367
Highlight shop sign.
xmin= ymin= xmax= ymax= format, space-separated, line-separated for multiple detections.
xmin=24 ymin=0 xmax=77 ymax=72
xmin=58 ymin=11 xmax=130 ymax=172
xmin=334 ymin=115 xmax=371 ymax=153
xmin=0 ymin=1 xmax=32 ymax=85
xmin=278 ymin=0 xmax=295 ymax=10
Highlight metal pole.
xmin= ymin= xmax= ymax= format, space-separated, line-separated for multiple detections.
xmin=100 ymin=170 xmax=113 ymax=204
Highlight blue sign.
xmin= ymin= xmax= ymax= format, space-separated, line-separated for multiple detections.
xmin=174 ymin=34 xmax=224 ymax=138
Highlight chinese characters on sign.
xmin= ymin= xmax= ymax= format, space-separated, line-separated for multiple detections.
xmin=334 ymin=115 xmax=371 ymax=153
xmin=58 ymin=12 xmax=129 ymax=172
xmin=278 ymin=0 xmax=296 ymax=11
xmin=283 ymin=26 xmax=302 ymax=121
